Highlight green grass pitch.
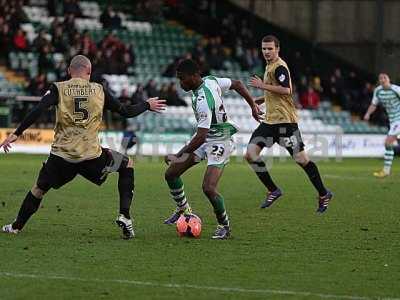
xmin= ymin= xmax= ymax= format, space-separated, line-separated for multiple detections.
xmin=0 ymin=154 xmax=399 ymax=300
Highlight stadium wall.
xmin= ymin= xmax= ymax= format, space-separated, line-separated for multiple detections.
xmin=230 ymin=0 xmax=400 ymax=78
xmin=0 ymin=128 xmax=386 ymax=158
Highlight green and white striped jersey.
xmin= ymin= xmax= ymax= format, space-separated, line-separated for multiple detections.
xmin=191 ymin=76 xmax=238 ymax=141
xmin=372 ymin=84 xmax=400 ymax=124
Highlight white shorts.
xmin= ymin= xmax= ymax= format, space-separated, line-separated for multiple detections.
xmin=194 ymin=139 xmax=235 ymax=167
xmin=388 ymin=121 xmax=400 ymax=136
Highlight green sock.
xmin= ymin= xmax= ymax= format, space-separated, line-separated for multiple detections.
xmin=210 ymin=194 xmax=229 ymax=226
xmin=166 ymin=177 xmax=189 ymax=210
xmin=383 ymin=145 xmax=394 ymax=174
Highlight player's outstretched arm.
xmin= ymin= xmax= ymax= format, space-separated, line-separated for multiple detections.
xmin=104 ymin=87 xmax=166 ymax=117
xmin=0 ymin=86 xmax=58 ymax=153
xmin=230 ymin=79 xmax=262 ymax=122
xmin=363 ymin=104 xmax=377 ymax=121
xmin=0 ymin=133 xmax=18 ymax=153
xmin=146 ymin=97 xmax=167 ymax=113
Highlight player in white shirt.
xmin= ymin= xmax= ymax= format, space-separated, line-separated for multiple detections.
xmin=364 ymin=73 xmax=400 ymax=177
xmin=163 ymin=59 xmax=261 ymax=239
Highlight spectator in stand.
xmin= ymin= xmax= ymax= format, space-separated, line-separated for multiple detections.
xmin=191 ymin=41 xmax=206 ymax=61
xmin=332 ymin=67 xmax=347 ymax=107
xmin=197 ymin=54 xmax=211 ymax=76
xmin=52 ymin=26 xmax=68 ymax=53
xmin=208 ymin=47 xmax=223 ymax=70
xmin=145 ymin=79 xmax=159 ymax=98
xmin=100 ymin=6 xmax=111 ymax=28
xmin=67 ymin=32 xmax=82 ymax=58
xmin=347 ymin=71 xmax=362 ymax=113
xmin=134 ymin=0 xmax=164 ymax=22
xmin=251 ymin=47 xmax=262 ymax=71
xmin=300 ymin=85 xmax=320 ymax=109
xmin=81 ymin=30 xmax=97 ymax=58
xmin=13 ymin=28 xmax=28 ymax=52
xmin=27 ymin=73 xmax=49 ymax=96
xmin=100 ymin=6 xmax=122 ymax=29
xmin=159 ymin=83 xmax=169 ymax=101
xmin=126 ymin=44 xmax=136 ymax=67
xmin=54 ymin=57 xmax=68 ymax=81
xmin=63 ymin=13 xmax=77 ymax=39
xmin=91 ymin=50 xmax=107 ymax=82
xmin=311 ymin=76 xmax=323 ymax=94
xmin=119 ymin=50 xmax=135 ymax=75
xmin=163 ymin=57 xmax=180 ymax=77
xmin=132 ymin=84 xmax=147 ymax=104
xmin=38 ymin=44 xmax=54 ymax=75
xmin=358 ymin=82 xmax=375 ymax=118
xmin=33 ymin=30 xmax=50 ymax=52
xmin=167 ymin=82 xmax=187 ymax=107
xmin=63 ymin=0 xmax=82 ymax=17
xmin=0 ymin=24 xmax=12 ymax=63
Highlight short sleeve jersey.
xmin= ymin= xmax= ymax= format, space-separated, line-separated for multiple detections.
xmin=263 ymin=57 xmax=298 ymax=124
xmin=372 ymin=84 xmax=400 ymax=124
xmin=191 ymin=76 xmax=238 ymax=141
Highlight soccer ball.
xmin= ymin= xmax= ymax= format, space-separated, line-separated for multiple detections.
xmin=176 ymin=214 xmax=202 ymax=238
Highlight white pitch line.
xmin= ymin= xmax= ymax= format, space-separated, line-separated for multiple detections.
xmin=0 ymin=272 xmax=398 ymax=300
xmin=324 ymin=174 xmax=370 ymax=180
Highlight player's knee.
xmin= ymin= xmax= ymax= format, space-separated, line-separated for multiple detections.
xmin=293 ymin=151 xmax=309 ymax=166
xmin=385 ymin=136 xmax=397 ymax=148
xmin=202 ymin=183 xmax=216 ymax=198
xmin=126 ymin=157 xmax=134 ymax=168
xmin=31 ymin=184 xmax=46 ymax=198
xmin=165 ymin=168 xmax=177 ymax=182
xmin=245 ymin=151 xmax=258 ymax=163
xmin=295 ymin=157 xmax=309 ymax=167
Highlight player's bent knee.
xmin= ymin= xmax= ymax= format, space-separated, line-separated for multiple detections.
xmin=31 ymin=184 xmax=46 ymax=198
xmin=245 ymin=151 xmax=259 ymax=163
xmin=202 ymin=183 xmax=216 ymax=198
xmin=165 ymin=169 xmax=177 ymax=182
xmin=295 ymin=157 xmax=309 ymax=166
xmin=127 ymin=157 xmax=134 ymax=168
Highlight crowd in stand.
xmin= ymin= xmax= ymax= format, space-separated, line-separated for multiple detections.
xmin=2 ymin=0 xmax=136 ymax=85
xmin=0 ymin=0 xmax=386 ymax=126
xmin=118 ymin=80 xmax=187 ymax=108
xmin=163 ymin=0 xmax=385 ymax=123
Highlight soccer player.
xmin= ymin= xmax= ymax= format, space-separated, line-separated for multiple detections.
xmin=163 ymin=59 xmax=261 ymax=239
xmin=246 ymin=35 xmax=333 ymax=212
xmin=0 ymin=55 xmax=166 ymax=239
xmin=364 ymin=73 xmax=400 ymax=178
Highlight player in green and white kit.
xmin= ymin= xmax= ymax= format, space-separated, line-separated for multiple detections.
xmin=163 ymin=59 xmax=261 ymax=239
xmin=364 ymin=73 xmax=400 ymax=177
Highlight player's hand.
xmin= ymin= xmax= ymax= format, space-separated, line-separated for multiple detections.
xmin=147 ymin=97 xmax=167 ymax=113
xmin=251 ymin=105 xmax=263 ymax=122
xmin=249 ymin=75 xmax=265 ymax=90
xmin=0 ymin=133 xmax=18 ymax=153
xmin=363 ymin=114 xmax=370 ymax=121
xmin=164 ymin=154 xmax=178 ymax=165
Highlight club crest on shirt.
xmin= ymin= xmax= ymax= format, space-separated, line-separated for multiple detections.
xmin=278 ymin=74 xmax=285 ymax=82
xmin=198 ymin=111 xmax=208 ymax=121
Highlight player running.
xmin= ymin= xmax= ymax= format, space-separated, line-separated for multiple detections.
xmin=246 ymin=35 xmax=333 ymax=212
xmin=1 ymin=55 xmax=166 ymax=239
xmin=364 ymin=73 xmax=400 ymax=178
xmin=163 ymin=59 xmax=261 ymax=239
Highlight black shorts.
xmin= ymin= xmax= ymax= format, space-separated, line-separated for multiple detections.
xmin=36 ymin=148 xmax=129 ymax=191
xmin=249 ymin=123 xmax=305 ymax=156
